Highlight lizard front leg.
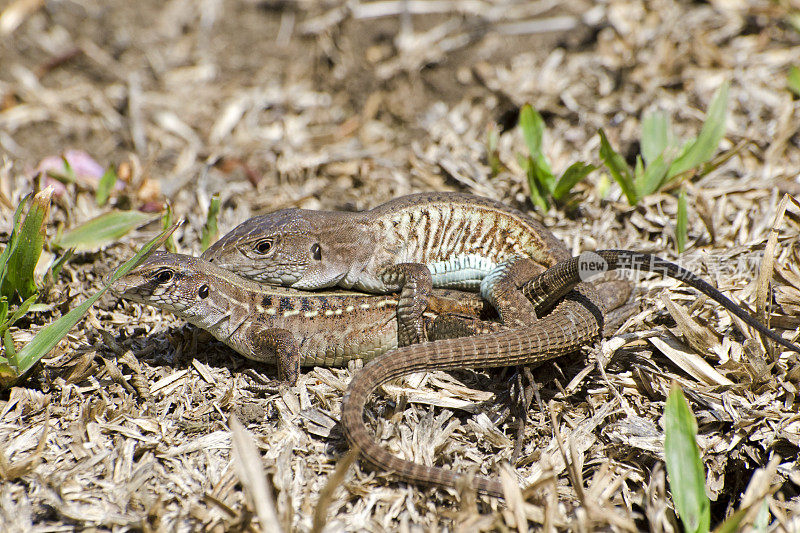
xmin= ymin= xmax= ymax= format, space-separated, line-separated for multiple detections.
xmin=243 ymin=323 xmax=302 ymax=385
xmin=380 ymin=263 xmax=434 ymax=346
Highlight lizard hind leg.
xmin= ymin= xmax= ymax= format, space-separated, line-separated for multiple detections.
xmin=480 ymin=256 xmax=546 ymax=327
xmin=479 ymin=256 xmax=558 ymax=463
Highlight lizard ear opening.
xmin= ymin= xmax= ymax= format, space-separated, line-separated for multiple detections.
xmin=311 ymin=243 xmax=322 ymax=260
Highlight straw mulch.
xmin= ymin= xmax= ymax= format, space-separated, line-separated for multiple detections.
xmin=1 ymin=0 xmax=799 ymax=530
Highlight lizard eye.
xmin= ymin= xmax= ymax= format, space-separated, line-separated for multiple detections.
xmin=254 ymin=239 xmax=273 ymax=255
xmin=198 ymin=284 xmax=209 ymax=298
xmin=153 ymin=268 xmax=174 ymax=284
xmin=311 ymin=243 xmax=321 ymax=260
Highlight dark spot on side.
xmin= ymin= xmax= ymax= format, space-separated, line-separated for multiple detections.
xmin=262 ymin=295 xmax=273 ymax=307
xmin=300 ymin=299 xmax=312 ymax=312
xmin=279 ymin=297 xmax=292 ymax=312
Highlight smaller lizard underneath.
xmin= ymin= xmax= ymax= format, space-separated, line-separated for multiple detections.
xmin=111 ymin=251 xmax=496 ymax=384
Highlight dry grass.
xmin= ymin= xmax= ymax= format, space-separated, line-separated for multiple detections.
xmin=1 ymin=0 xmax=800 ymax=530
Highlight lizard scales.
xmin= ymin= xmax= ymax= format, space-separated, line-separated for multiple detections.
xmin=202 ymin=191 xmax=569 ymax=292
xmin=114 ymin=252 xmax=412 ymax=368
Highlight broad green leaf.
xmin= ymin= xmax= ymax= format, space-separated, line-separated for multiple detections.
xmin=665 ymin=383 xmax=710 ymax=533
xmin=55 ymin=210 xmax=158 ymax=251
xmin=95 ymin=165 xmax=117 ymax=206
xmin=519 ymin=104 xmax=545 ymax=158
xmin=788 ymin=66 xmax=800 ymax=98
xmin=536 ymin=154 xmax=556 ymax=193
xmin=666 ymin=82 xmax=729 ymax=181
xmin=598 ymin=129 xmax=638 ymax=205
xmin=0 ymin=196 xmax=29 ymax=289
xmin=2 ymin=188 xmax=52 ymax=301
xmin=553 ymin=162 xmax=596 ymax=200
xmin=676 ymin=188 xmax=688 ymax=254
xmin=201 ymin=194 xmax=221 ymax=252
xmin=161 ymin=204 xmax=177 ymax=253
xmin=636 ymin=152 xmax=671 ymax=198
xmin=641 ymin=111 xmax=671 ymax=166
xmin=3 ymin=224 xmax=179 ymax=386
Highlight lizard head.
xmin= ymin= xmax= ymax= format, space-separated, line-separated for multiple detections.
xmin=201 ymin=208 xmax=366 ymax=289
xmin=111 ymin=251 xmax=236 ymax=330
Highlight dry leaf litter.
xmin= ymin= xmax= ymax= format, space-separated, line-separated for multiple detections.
xmin=1 ymin=0 xmax=800 ymax=530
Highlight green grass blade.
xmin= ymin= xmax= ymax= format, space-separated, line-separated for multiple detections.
xmin=487 ymin=124 xmax=502 ymax=177
xmin=641 ymin=111 xmax=670 ymax=166
xmin=598 ymin=129 xmax=638 ymax=205
xmin=0 ymin=195 xmax=30 ymax=289
xmin=2 ymin=188 xmax=52 ymax=301
xmin=200 ymin=194 xmax=221 ymax=252
xmin=56 ymin=155 xmax=77 ymax=184
xmin=524 ymin=158 xmax=550 ymax=211
xmin=0 ymin=292 xmax=38 ymax=333
xmin=665 ymin=383 xmax=710 ymax=533
xmin=788 ymin=65 xmax=800 ymax=98
xmin=634 ymin=154 xmax=644 ymax=183
xmin=666 ymin=82 xmax=729 ymax=181
xmin=95 ymin=165 xmax=117 ymax=206
xmin=637 ymin=152 xmax=671 ymax=197
xmin=0 ymin=297 xmax=7 ymax=326
xmin=46 ymin=249 xmax=73 ymax=285
xmin=712 ymin=506 xmax=750 ymax=533
xmin=553 ymin=162 xmax=596 ymax=200
xmin=55 ymin=210 xmax=158 ymax=251
xmin=161 ymin=203 xmax=177 ymax=253
xmin=4 ymin=224 xmax=179 ymax=385
xmin=519 ymin=104 xmax=545 ymax=158
xmin=676 ymin=189 xmax=688 ymax=253
xmin=3 ymin=329 xmax=18 ymax=367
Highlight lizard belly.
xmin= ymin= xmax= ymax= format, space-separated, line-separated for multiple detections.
xmin=426 ymin=253 xmax=499 ymax=291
